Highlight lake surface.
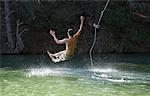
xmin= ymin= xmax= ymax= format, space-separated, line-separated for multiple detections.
xmin=1 ymin=54 xmax=150 ymax=96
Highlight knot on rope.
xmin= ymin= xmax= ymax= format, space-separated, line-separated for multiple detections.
xmin=101 ymin=11 xmax=104 ymax=15
xmin=93 ymin=23 xmax=100 ymax=29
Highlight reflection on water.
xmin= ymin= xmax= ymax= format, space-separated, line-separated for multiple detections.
xmin=1 ymin=54 xmax=150 ymax=96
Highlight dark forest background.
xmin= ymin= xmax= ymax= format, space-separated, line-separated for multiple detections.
xmin=1 ymin=0 xmax=150 ymax=55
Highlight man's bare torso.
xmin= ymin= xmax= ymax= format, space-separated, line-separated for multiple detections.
xmin=65 ymin=37 xmax=78 ymax=57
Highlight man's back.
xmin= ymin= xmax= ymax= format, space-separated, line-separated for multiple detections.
xmin=66 ymin=37 xmax=78 ymax=57
xmin=65 ymin=16 xmax=85 ymax=58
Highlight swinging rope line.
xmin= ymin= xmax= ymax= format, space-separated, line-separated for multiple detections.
xmin=89 ymin=0 xmax=110 ymax=67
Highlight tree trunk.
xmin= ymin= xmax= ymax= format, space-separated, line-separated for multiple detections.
xmin=4 ymin=0 xmax=14 ymax=53
xmin=14 ymin=20 xmax=28 ymax=54
xmin=0 ymin=2 xmax=2 ymax=54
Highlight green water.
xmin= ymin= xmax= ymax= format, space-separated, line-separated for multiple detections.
xmin=1 ymin=54 xmax=150 ymax=96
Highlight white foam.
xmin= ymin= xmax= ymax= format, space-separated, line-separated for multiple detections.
xmin=90 ymin=68 xmax=118 ymax=73
xmin=26 ymin=67 xmax=119 ymax=78
xmin=107 ymin=78 xmax=125 ymax=83
xmin=26 ymin=68 xmax=72 ymax=77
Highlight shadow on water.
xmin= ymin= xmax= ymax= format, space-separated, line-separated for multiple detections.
xmin=1 ymin=54 xmax=90 ymax=69
xmin=1 ymin=53 xmax=150 ymax=72
xmin=95 ymin=53 xmax=150 ymax=64
xmin=94 ymin=53 xmax=150 ymax=72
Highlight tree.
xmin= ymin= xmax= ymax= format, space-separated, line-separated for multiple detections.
xmin=14 ymin=20 xmax=28 ymax=54
xmin=2 ymin=1 xmax=28 ymax=54
xmin=4 ymin=0 xmax=15 ymax=53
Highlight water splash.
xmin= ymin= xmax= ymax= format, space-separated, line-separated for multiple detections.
xmin=25 ymin=67 xmax=150 ymax=84
xmin=26 ymin=68 xmax=73 ymax=77
xmin=89 ymin=68 xmax=118 ymax=73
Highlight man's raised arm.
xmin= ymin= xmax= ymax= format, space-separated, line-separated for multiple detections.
xmin=73 ymin=16 xmax=85 ymax=38
xmin=50 ymin=30 xmax=68 ymax=44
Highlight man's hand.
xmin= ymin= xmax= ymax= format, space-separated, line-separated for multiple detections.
xmin=80 ymin=16 xmax=85 ymax=21
xmin=49 ymin=30 xmax=55 ymax=36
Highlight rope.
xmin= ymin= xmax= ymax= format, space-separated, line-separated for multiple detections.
xmin=89 ymin=0 xmax=110 ymax=67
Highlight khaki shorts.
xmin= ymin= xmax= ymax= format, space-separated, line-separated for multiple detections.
xmin=49 ymin=50 xmax=73 ymax=63
xmin=58 ymin=52 xmax=67 ymax=61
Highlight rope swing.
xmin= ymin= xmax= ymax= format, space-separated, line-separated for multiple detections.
xmin=89 ymin=0 xmax=110 ymax=67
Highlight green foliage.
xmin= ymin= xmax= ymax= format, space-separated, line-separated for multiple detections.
xmin=104 ymin=1 xmax=132 ymax=34
xmin=1 ymin=0 xmax=150 ymax=54
xmin=103 ymin=1 xmax=150 ymax=52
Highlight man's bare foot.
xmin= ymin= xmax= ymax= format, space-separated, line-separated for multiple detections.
xmin=47 ymin=50 xmax=52 ymax=57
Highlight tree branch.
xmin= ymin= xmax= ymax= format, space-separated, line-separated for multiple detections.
xmin=19 ymin=28 xmax=28 ymax=36
xmin=132 ymin=12 xmax=150 ymax=19
xmin=6 ymin=10 xmax=15 ymax=18
xmin=17 ymin=20 xmax=24 ymax=26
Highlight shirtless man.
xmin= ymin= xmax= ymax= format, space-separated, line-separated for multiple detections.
xmin=47 ymin=16 xmax=85 ymax=63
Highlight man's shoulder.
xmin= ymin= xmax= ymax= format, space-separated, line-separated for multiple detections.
xmin=64 ymin=38 xmax=69 ymax=42
xmin=66 ymin=37 xmax=76 ymax=42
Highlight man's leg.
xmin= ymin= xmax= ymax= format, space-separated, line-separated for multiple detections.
xmin=47 ymin=50 xmax=66 ymax=63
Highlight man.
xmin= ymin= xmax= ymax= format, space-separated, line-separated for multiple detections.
xmin=47 ymin=16 xmax=85 ymax=63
